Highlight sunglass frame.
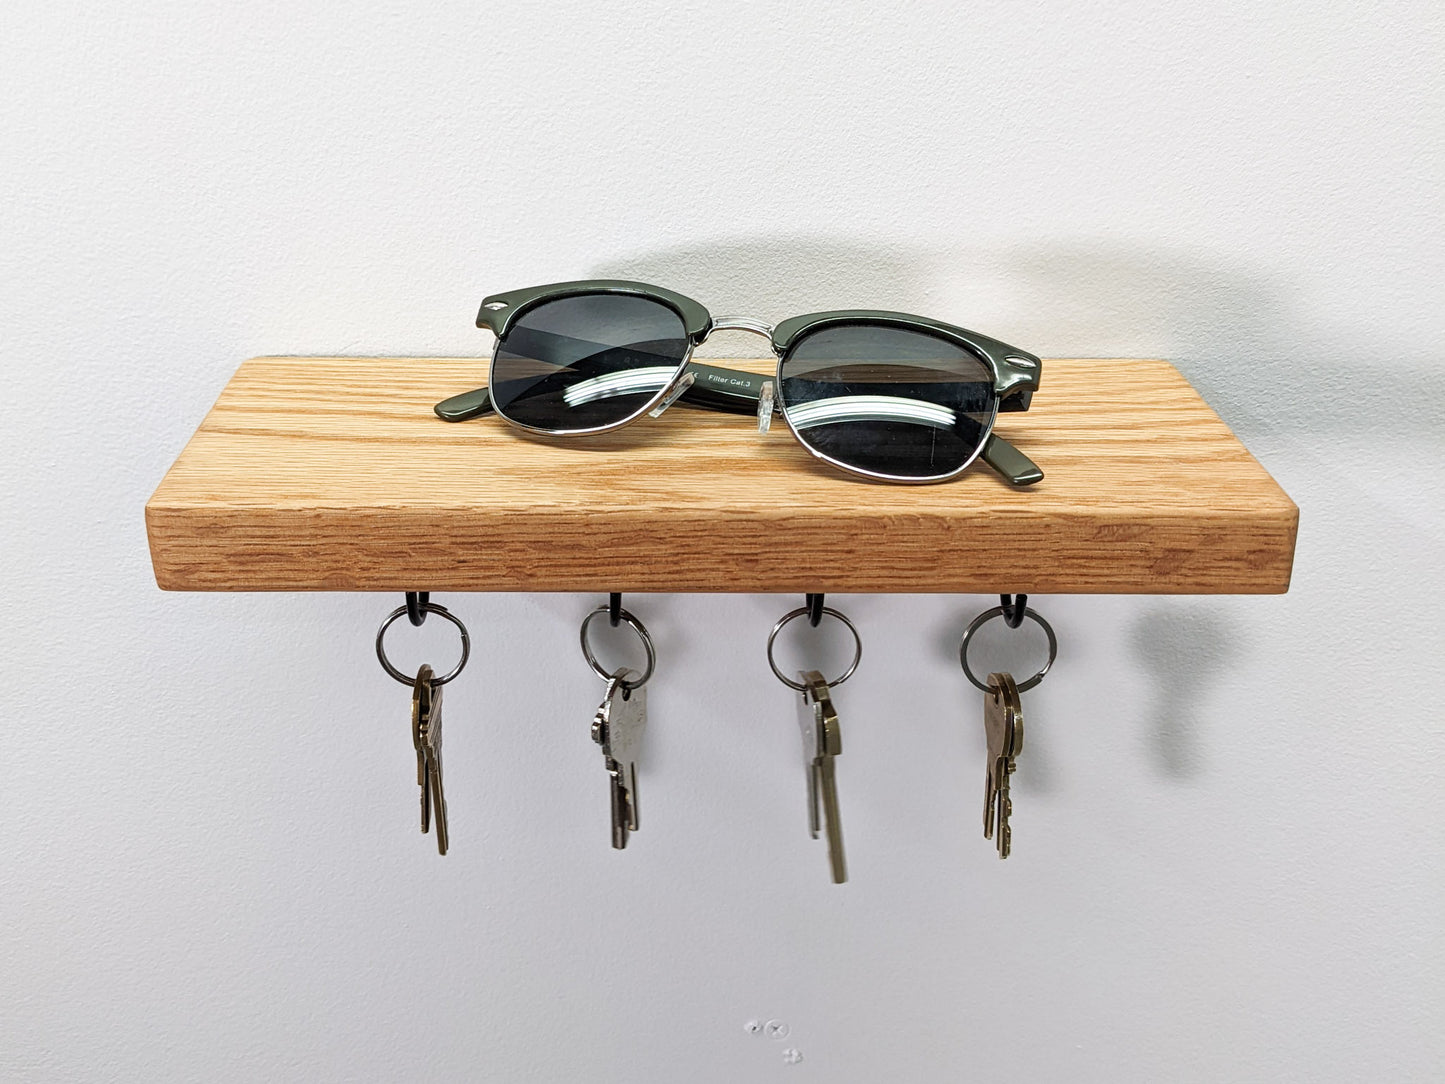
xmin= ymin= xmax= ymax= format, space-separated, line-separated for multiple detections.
xmin=471 ymin=279 xmax=1043 ymax=484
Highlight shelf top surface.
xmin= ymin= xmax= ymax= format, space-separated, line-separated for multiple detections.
xmin=146 ymin=356 xmax=1297 ymax=594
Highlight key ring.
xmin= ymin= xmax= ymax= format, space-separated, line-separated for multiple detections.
xmin=580 ymin=605 xmax=656 ymax=690
xmin=767 ymin=606 xmax=862 ymax=690
xmin=958 ymin=605 xmax=1056 ymax=693
xmin=376 ymin=602 xmax=471 ymax=686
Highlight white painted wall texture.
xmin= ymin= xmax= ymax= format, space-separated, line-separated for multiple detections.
xmin=2 ymin=2 xmax=1441 ymax=1080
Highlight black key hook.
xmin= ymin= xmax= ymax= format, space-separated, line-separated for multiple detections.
xmin=806 ymin=593 xmax=825 ymax=627
xmin=609 ymin=592 xmax=623 ymax=627
xmin=1000 ymin=594 xmax=1027 ymax=629
xmin=406 ymin=591 xmax=430 ymax=626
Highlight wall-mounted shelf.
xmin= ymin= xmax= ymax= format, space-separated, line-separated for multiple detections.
xmin=145 ymin=356 xmax=1297 ymax=594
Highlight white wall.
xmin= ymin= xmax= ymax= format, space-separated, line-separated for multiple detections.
xmin=2 ymin=2 xmax=1440 ymax=1080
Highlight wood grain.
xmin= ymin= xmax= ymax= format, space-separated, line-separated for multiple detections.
xmin=145 ymin=357 xmax=1298 ymax=593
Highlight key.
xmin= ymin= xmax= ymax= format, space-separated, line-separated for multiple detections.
xmin=421 ymin=690 xmax=449 ymax=856
xmin=411 ymin=665 xmax=433 ymax=833
xmin=797 ymin=670 xmax=846 ymax=884
xmin=983 ymin=671 xmax=1024 ymax=858
xmin=591 ymin=668 xmax=646 ymax=849
xmin=412 ymin=663 xmax=449 ymax=855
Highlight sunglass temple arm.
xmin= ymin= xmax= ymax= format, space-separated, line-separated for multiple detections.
xmin=979 ymin=433 xmax=1043 ymax=486
xmin=679 ymin=363 xmax=1043 ymax=485
xmin=434 ymin=386 xmax=494 ymax=421
xmin=429 ymin=362 xmax=760 ymax=422
xmin=432 ymin=363 xmax=1043 ymax=486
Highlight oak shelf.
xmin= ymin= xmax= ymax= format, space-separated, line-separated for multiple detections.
xmin=145 ymin=356 xmax=1297 ymax=594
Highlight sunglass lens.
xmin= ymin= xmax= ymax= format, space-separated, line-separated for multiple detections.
xmin=490 ymin=294 xmax=690 ymax=431
xmin=778 ymin=324 xmax=997 ymax=480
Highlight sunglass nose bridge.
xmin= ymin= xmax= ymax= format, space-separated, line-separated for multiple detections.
xmin=707 ymin=315 xmax=776 ymax=342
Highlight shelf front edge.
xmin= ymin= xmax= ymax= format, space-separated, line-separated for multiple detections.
xmin=145 ymin=501 xmax=1297 ymax=594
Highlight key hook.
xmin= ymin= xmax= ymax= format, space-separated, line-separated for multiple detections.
xmin=805 ymin=593 xmax=825 ymax=627
xmin=609 ymin=592 xmax=623 ymax=628
xmin=1000 ymin=594 xmax=1027 ymax=629
xmin=406 ymin=591 xmax=430 ymax=627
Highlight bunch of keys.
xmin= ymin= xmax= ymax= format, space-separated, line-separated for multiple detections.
xmin=412 ymin=663 xmax=449 ymax=855
xmin=768 ymin=597 xmax=861 ymax=885
xmin=375 ymin=596 xmax=470 ymax=857
xmin=982 ymin=672 xmax=1022 ymax=858
xmin=960 ymin=596 xmax=1057 ymax=860
xmin=591 ymin=669 xmax=646 ymax=849
xmin=580 ymin=597 xmax=654 ymax=850
xmin=797 ymin=670 xmax=846 ymax=883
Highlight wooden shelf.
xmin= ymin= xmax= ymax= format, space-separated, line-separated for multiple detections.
xmin=145 ymin=356 xmax=1297 ymax=594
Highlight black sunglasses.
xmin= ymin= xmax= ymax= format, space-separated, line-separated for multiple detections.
xmin=435 ymin=280 xmax=1043 ymax=485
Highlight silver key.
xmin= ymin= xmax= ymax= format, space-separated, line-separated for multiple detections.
xmin=591 ymin=668 xmax=646 ymax=849
xmin=983 ymin=671 xmax=1023 ymax=859
xmin=797 ymin=670 xmax=846 ymax=884
xmin=412 ymin=663 xmax=449 ymax=856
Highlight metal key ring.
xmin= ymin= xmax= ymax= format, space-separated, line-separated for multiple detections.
xmin=959 ymin=605 xmax=1057 ymax=693
xmin=580 ymin=606 xmax=656 ymax=690
xmin=376 ymin=603 xmax=471 ymax=686
xmin=767 ymin=606 xmax=862 ymax=691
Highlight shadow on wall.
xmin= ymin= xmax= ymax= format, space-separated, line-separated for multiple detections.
xmin=595 ymin=234 xmax=1445 ymax=438
xmin=591 ymin=234 xmax=1444 ymax=777
xmin=1127 ymin=606 xmax=1239 ymax=779
xmin=594 ymin=240 xmax=931 ymax=356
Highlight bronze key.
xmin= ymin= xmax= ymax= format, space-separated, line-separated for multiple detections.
xmin=798 ymin=670 xmax=847 ymax=884
xmin=983 ymin=671 xmax=1023 ymax=859
xmin=412 ymin=663 xmax=449 ymax=855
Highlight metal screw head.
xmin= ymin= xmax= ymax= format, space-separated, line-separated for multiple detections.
xmin=765 ymin=1020 xmax=790 ymax=1040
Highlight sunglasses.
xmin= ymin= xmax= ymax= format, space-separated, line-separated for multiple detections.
xmin=434 ymin=280 xmax=1043 ymax=485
